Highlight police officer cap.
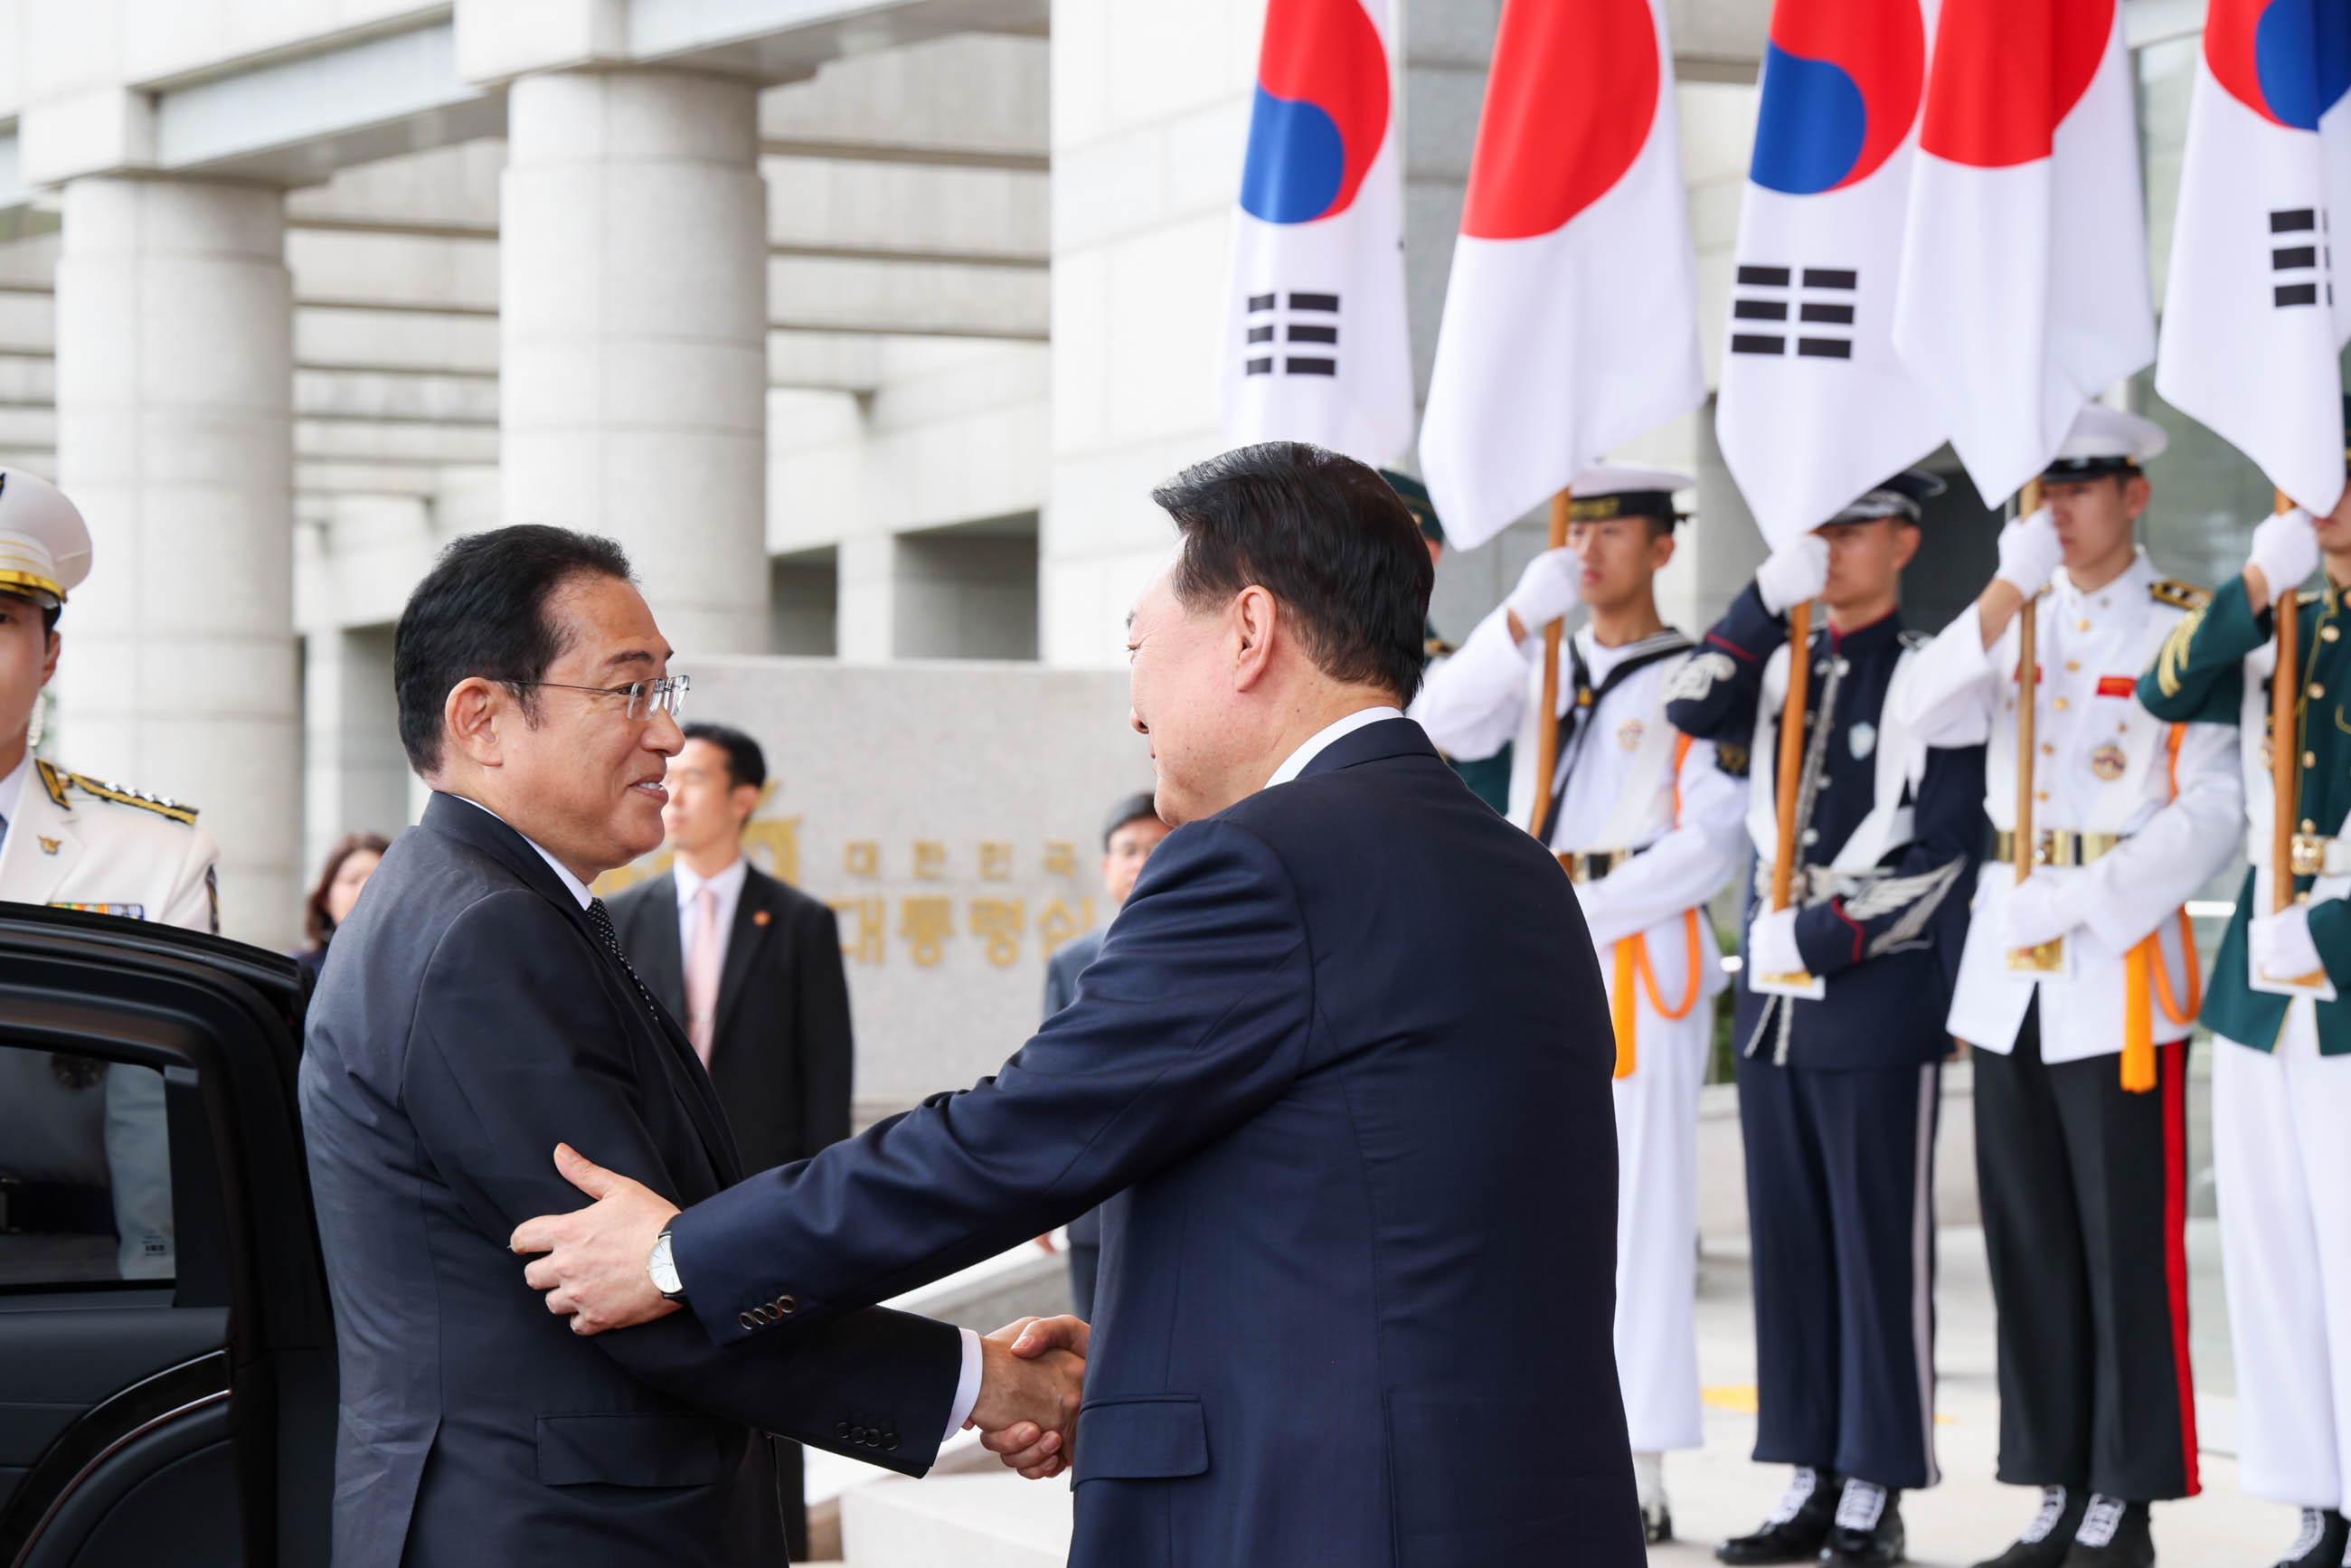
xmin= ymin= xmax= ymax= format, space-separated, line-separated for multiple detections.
xmin=1380 ymin=469 xmax=1444 ymax=547
xmin=2041 ymin=405 xmax=2167 ymax=482
xmin=0 ymin=468 xmax=90 ymax=610
xmin=1100 ymin=791 xmax=1161 ymax=850
xmin=1565 ymin=465 xmax=1695 ymax=527
xmin=1830 ymin=469 xmax=1946 ymax=525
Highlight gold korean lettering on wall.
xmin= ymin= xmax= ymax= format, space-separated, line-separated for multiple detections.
xmin=901 ymin=897 xmax=954 ymax=966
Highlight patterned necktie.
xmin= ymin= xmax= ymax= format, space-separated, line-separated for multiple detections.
xmin=585 ymin=897 xmax=667 ymax=1028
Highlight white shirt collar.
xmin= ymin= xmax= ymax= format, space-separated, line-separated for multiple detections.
xmin=1264 ymin=705 xmax=1406 ymax=789
xmin=673 ymin=853 xmax=748 ymax=907
xmin=449 ymin=793 xmax=595 ymax=910
xmin=0 ymin=751 xmax=30 ymax=831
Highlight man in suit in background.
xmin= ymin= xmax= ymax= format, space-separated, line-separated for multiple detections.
xmin=1039 ymin=789 xmax=1168 ymax=1318
xmin=515 ymin=442 xmax=1647 ymax=1567
xmin=609 ymin=720 xmax=855 ymax=1557
xmin=300 ymin=524 xmax=1082 ymax=1568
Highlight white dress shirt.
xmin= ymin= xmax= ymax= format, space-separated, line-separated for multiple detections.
xmin=672 ymin=853 xmax=749 ymax=982
xmin=446 ymin=796 xmax=985 ymax=1440
xmin=1264 ymin=705 xmax=1407 ymax=789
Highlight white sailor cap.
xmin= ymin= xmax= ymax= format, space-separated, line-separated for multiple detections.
xmin=0 ymin=469 xmax=90 ymax=609
xmin=1565 ymin=465 xmax=1695 ymax=526
xmin=2042 ymin=405 xmax=2167 ymax=481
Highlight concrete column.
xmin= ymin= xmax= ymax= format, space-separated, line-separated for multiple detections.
xmin=500 ymin=70 xmax=769 ymax=655
xmin=300 ymin=624 xmax=406 ymax=883
xmin=836 ymin=532 xmax=897 ymax=664
xmin=52 ymin=175 xmax=297 ymax=948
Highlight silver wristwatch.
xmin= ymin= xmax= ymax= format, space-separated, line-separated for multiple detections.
xmin=648 ymin=1228 xmax=686 ymax=1302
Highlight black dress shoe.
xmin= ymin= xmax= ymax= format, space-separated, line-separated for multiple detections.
xmin=1717 ymin=1467 xmax=1842 ymax=1564
xmin=1974 ymin=1487 xmax=2089 ymax=1568
xmin=2271 ymin=1508 xmax=2350 ymax=1568
xmin=1643 ymin=1497 xmax=1674 ymax=1545
xmin=1821 ymin=1480 xmax=1904 ymax=1566
xmin=2059 ymin=1497 xmax=2152 ymax=1568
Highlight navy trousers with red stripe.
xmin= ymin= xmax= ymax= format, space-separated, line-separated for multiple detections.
xmin=1738 ymin=1054 xmax=1943 ymax=1489
xmin=1974 ymin=1000 xmax=2199 ymax=1501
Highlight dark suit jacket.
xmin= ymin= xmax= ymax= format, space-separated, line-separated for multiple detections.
xmin=1040 ymin=928 xmax=1105 ymax=1249
xmin=297 ymin=794 xmax=960 ymax=1568
xmin=609 ymin=864 xmax=854 ymax=1172
xmin=670 ymin=720 xmax=1642 ymax=1568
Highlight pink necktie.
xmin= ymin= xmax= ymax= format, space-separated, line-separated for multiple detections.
xmin=685 ymin=885 xmax=721 ymax=1066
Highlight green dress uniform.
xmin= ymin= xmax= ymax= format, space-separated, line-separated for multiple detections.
xmin=2139 ymin=567 xmax=2351 ymax=1536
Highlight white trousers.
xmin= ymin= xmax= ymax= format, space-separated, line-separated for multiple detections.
xmin=2214 ymin=1007 xmax=2351 ymax=1509
xmin=1610 ymin=994 xmax=1706 ymax=1452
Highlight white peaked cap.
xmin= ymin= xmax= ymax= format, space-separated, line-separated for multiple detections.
xmin=2048 ymin=405 xmax=2168 ymax=470
xmin=0 ymin=468 xmax=90 ymax=608
xmin=1571 ymin=465 xmax=1695 ymax=498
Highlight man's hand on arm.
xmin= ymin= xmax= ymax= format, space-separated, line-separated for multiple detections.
xmin=513 ymin=1143 xmax=682 ymax=1335
xmin=969 ymin=1316 xmax=1091 ymax=1480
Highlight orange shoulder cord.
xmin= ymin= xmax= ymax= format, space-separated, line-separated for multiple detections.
xmin=1609 ymin=737 xmax=1705 ymax=1079
xmin=2120 ymin=723 xmax=2204 ymax=1093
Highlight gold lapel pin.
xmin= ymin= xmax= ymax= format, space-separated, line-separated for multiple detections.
xmin=38 ymin=836 xmax=60 ymax=855
xmin=752 ymin=909 xmax=771 ymax=927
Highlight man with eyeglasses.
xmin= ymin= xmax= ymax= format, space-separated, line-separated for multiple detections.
xmin=297 ymin=524 xmax=1085 ymax=1568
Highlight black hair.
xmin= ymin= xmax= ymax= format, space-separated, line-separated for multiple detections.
xmin=393 ymin=524 xmax=634 ymax=775
xmin=1152 ymin=442 xmax=1432 ymax=704
xmin=683 ymin=723 xmax=768 ymax=793
xmin=1100 ymin=791 xmax=1161 ymax=849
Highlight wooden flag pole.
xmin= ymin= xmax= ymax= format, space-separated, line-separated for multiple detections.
xmin=1770 ymin=600 xmax=1813 ymax=913
xmin=2272 ymin=487 xmax=2301 ymax=915
xmin=1526 ymin=487 xmax=1574 ymax=844
xmin=2014 ymin=480 xmax=2044 ymax=891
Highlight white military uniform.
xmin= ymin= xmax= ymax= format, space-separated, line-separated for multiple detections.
xmin=1414 ymin=592 xmax=1744 ymax=1454
xmin=0 ymin=468 xmax=221 ymax=1282
xmin=1900 ymin=550 xmax=2242 ymax=1057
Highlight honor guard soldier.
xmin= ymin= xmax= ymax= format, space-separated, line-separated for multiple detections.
xmin=2137 ymin=423 xmax=2351 ymax=1568
xmin=1898 ymin=408 xmax=2239 ymax=1568
xmin=1413 ymin=466 xmax=1745 ymax=1544
xmin=1666 ymin=471 xmax=1988 ymax=1568
xmin=1385 ymin=468 xmax=1511 ymax=814
xmin=0 ymin=468 xmax=221 ymax=1283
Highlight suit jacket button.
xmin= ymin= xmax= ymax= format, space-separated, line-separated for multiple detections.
xmin=883 ymin=1434 xmax=900 ymax=1452
xmin=835 ymin=1422 xmax=850 ymax=1439
xmin=738 ymin=1312 xmax=757 ymax=1329
xmin=775 ymin=1296 xmax=797 ymax=1315
xmin=848 ymin=1426 xmax=865 ymax=1443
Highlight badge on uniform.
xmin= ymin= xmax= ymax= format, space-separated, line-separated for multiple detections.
xmin=1617 ymin=719 xmax=1644 ymax=751
xmin=1848 ymin=721 xmax=1876 ymax=760
xmin=37 ymin=836 xmax=58 ymax=855
xmin=48 ymin=901 xmax=144 ymax=919
xmin=2090 ymin=743 xmax=2128 ymax=781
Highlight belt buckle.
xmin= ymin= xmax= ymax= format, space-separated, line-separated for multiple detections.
xmin=2291 ymin=834 xmax=2327 ymax=880
xmin=2030 ymin=832 xmax=2056 ymax=868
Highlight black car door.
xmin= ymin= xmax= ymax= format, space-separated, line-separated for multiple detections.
xmin=0 ymin=907 xmax=330 ymax=1568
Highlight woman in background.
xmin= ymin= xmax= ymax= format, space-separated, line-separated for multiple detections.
xmin=294 ymin=831 xmax=389 ymax=982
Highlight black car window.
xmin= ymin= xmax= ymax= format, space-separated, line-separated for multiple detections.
xmin=0 ymin=1044 xmax=175 ymax=1291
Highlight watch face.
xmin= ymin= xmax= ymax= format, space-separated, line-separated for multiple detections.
xmin=649 ymin=1233 xmax=683 ymax=1296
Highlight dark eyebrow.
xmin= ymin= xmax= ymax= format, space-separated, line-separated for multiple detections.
xmin=603 ymin=647 xmax=666 ymax=672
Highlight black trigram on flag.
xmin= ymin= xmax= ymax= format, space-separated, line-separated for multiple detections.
xmin=2271 ymin=209 xmax=2333 ymax=308
xmin=1727 ymin=266 xmax=1856 ymax=359
xmin=1244 ymin=292 xmax=1339 ymax=376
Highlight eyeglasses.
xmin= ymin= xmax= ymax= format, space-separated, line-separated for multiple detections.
xmin=509 ymin=675 xmax=690 ymax=722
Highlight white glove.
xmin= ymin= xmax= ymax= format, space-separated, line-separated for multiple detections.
xmin=1755 ymin=534 xmax=1830 ymax=617
xmin=1993 ymin=505 xmax=2063 ymax=597
xmin=1505 ymin=548 xmax=1581 ymax=635
xmin=1746 ymin=906 xmax=1806 ymax=977
xmin=2001 ymin=872 xmax=2086 ymax=951
xmin=2248 ymin=506 xmax=2318 ymax=600
xmin=2251 ymin=902 xmax=2324 ymax=981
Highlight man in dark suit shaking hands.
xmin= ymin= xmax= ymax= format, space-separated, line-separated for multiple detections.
xmin=299 ymin=526 xmax=1082 ymax=1568
xmin=608 ymin=722 xmax=855 ymax=1557
xmin=515 ymin=445 xmax=1646 ymax=1566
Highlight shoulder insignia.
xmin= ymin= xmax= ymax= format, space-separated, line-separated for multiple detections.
xmin=2153 ymin=604 xmax=2205 ymax=700
xmin=62 ymin=770 xmax=198 ymax=827
xmin=33 ymin=758 xmax=69 ymax=808
xmin=2150 ymin=578 xmax=2210 ymax=612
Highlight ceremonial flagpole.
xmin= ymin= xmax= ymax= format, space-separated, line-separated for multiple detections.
xmin=1770 ymin=601 xmax=1814 ymax=917
xmin=2011 ymin=480 xmax=2063 ymax=971
xmin=1526 ymin=487 xmax=1574 ymax=843
xmin=2272 ymin=487 xmax=2301 ymax=916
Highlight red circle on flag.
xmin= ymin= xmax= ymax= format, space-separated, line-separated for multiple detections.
xmin=1919 ymin=0 xmax=2113 ymax=168
xmin=1460 ymin=0 xmax=1660 ymax=241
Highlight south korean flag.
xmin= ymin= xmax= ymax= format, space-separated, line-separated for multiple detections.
xmin=1714 ymin=0 xmax=1946 ymax=549
xmin=2155 ymin=0 xmax=2351 ymax=514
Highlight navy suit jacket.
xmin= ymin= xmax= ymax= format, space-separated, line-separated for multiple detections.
xmin=298 ymin=795 xmax=961 ymax=1568
xmin=1040 ymin=926 xmax=1106 ymax=1248
xmin=670 ymin=719 xmax=1643 ymax=1568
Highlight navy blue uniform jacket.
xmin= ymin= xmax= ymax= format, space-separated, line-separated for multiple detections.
xmin=299 ymin=794 xmax=961 ymax=1568
xmin=669 ymin=719 xmax=1644 ymax=1568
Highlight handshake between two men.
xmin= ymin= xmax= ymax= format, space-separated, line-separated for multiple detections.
xmin=511 ymin=1142 xmax=1089 ymax=1479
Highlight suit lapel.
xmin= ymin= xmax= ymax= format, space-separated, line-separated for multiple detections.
xmin=420 ymin=795 xmax=744 ymax=1186
xmin=712 ymin=867 xmax=777 ymax=1054
xmin=630 ymin=873 xmax=688 ymax=1017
